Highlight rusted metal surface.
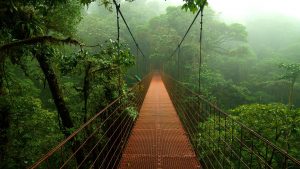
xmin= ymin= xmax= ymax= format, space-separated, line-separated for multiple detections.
xmin=119 ymin=74 xmax=200 ymax=169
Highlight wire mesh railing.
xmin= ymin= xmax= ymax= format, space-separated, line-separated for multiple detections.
xmin=28 ymin=73 xmax=152 ymax=169
xmin=162 ymin=73 xmax=300 ymax=169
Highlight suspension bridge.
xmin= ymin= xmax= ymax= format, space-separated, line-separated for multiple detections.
xmin=28 ymin=1 xmax=300 ymax=169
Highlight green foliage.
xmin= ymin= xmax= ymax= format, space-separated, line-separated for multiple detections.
xmin=196 ymin=103 xmax=300 ymax=168
xmin=279 ymin=63 xmax=300 ymax=106
xmin=0 ymin=0 xmax=114 ymax=167
xmin=279 ymin=63 xmax=300 ymax=82
xmin=7 ymin=97 xmax=63 ymax=168
xmin=182 ymin=0 xmax=208 ymax=13
xmin=125 ymin=107 xmax=138 ymax=120
xmin=46 ymin=0 xmax=82 ymax=36
xmin=59 ymin=40 xmax=135 ymax=122
xmin=0 ymin=0 xmax=137 ymax=164
xmin=0 ymin=62 xmax=64 ymax=168
xmin=231 ymin=103 xmax=300 ymax=158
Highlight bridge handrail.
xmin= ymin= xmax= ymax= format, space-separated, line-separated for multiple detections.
xmin=29 ymin=73 xmax=153 ymax=169
xmin=162 ymin=73 xmax=300 ymax=166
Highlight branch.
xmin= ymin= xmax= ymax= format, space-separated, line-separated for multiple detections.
xmin=0 ymin=36 xmax=84 ymax=52
xmin=84 ymin=44 xmax=101 ymax=48
xmin=91 ymin=65 xmax=118 ymax=74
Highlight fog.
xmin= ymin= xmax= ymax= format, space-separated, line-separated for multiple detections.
xmin=204 ymin=0 xmax=300 ymax=56
xmin=209 ymin=0 xmax=300 ymax=23
xmin=88 ymin=0 xmax=300 ymax=23
xmin=118 ymin=0 xmax=300 ymax=56
xmin=161 ymin=0 xmax=300 ymax=23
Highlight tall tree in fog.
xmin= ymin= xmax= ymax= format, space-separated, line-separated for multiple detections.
xmin=279 ymin=63 xmax=300 ymax=107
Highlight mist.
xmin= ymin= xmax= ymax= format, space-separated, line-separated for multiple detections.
xmin=209 ymin=0 xmax=300 ymax=23
xmin=85 ymin=0 xmax=300 ymax=56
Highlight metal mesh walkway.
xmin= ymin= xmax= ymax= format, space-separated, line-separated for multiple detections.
xmin=119 ymin=74 xmax=200 ymax=169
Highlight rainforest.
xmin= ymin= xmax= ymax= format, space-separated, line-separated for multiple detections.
xmin=0 ymin=0 xmax=299 ymax=168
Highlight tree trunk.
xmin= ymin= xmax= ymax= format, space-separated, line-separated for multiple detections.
xmin=0 ymin=102 xmax=9 ymax=168
xmin=0 ymin=57 xmax=10 ymax=168
xmin=83 ymin=62 xmax=91 ymax=123
xmin=0 ymin=55 xmax=5 ymax=96
xmin=35 ymin=48 xmax=85 ymax=165
xmin=35 ymin=50 xmax=74 ymax=131
xmin=288 ymin=79 xmax=295 ymax=108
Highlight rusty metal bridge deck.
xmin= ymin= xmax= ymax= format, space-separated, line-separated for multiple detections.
xmin=119 ymin=74 xmax=200 ymax=169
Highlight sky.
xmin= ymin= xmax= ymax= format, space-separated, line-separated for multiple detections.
xmin=161 ymin=0 xmax=300 ymax=23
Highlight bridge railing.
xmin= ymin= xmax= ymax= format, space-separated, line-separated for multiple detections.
xmin=29 ymin=73 xmax=152 ymax=169
xmin=162 ymin=74 xmax=300 ymax=169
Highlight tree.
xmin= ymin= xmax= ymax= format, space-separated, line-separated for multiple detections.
xmin=0 ymin=0 xmax=82 ymax=166
xmin=197 ymin=103 xmax=300 ymax=168
xmin=231 ymin=103 xmax=300 ymax=162
xmin=279 ymin=63 xmax=300 ymax=107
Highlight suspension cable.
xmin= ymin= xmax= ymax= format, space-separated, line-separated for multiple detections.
xmin=115 ymin=1 xmax=121 ymax=96
xmin=177 ymin=45 xmax=180 ymax=81
xmin=136 ymin=44 xmax=139 ymax=76
xmin=112 ymin=0 xmax=146 ymax=59
xmin=143 ymin=55 xmax=146 ymax=76
xmin=112 ymin=0 xmax=148 ymax=76
xmin=199 ymin=10 xmax=204 ymax=94
xmin=165 ymin=5 xmax=205 ymax=94
xmin=168 ymin=9 xmax=202 ymax=59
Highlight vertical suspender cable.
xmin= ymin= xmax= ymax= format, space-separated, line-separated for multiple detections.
xmin=147 ymin=57 xmax=148 ymax=75
xmin=177 ymin=45 xmax=180 ymax=81
xmin=199 ymin=9 xmax=204 ymax=94
xmin=136 ymin=45 xmax=139 ymax=76
xmin=115 ymin=2 xmax=121 ymax=96
xmin=144 ymin=55 xmax=146 ymax=75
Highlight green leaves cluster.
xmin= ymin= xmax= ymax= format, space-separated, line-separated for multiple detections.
xmin=279 ymin=63 xmax=300 ymax=82
xmin=231 ymin=103 xmax=300 ymax=159
xmin=196 ymin=103 xmax=300 ymax=168
xmin=182 ymin=0 xmax=208 ymax=13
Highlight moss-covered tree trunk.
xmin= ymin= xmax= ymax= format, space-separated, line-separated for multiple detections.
xmin=0 ymin=102 xmax=9 ymax=168
xmin=35 ymin=50 xmax=74 ymax=131
xmin=83 ymin=62 xmax=91 ymax=123
xmin=35 ymin=48 xmax=86 ymax=165
xmin=0 ymin=57 xmax=9 ymax=167
xmin=0 ymin=57 xmax=4 ymax=96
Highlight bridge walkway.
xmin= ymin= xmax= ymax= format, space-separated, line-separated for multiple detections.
xmin=119 ymin=74 xmax=200 ymax=169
